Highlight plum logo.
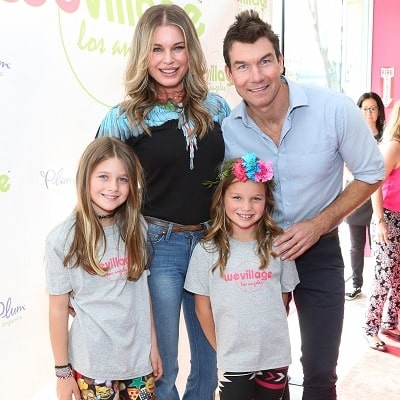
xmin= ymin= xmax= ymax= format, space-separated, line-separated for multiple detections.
xmin=40 ymin=168 xmax=74 ymax=189
xmin=1 ymin=297 xmax=26 ymax=327
xmin=0 ymin=59 xmax=11 ymax=78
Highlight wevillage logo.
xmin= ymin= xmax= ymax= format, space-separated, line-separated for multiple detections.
xmin=40 ymin=168 xmax=74 ymax=190
xmin=207 ymin=64 xmax=232 ymax=95
xmin=0 ymin=172 xmax=11 ymax=193
xmin=56 ymin=0 xmax=206 ymax=107
xmin=0 ymin=296 xmax=26 ymax=328
xmin=225 ymin=260 xmax=272 ymax=293
xmin=237 ymin=0 xmax=269 ymax=13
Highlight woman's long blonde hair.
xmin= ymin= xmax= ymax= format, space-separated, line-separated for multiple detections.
xmin=121 ymin=4 xmax=213 ymax=138
xmin=383 ymin=100 xmax=400 ymax=142
xmin=203 ymin=173 xmax=282 ymax=276
xmin=64 ymin=137 xmax=149 ymax=280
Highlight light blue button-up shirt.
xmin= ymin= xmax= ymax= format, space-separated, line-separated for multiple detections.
xmin=223 ymin=77 xmax=385 ymax=230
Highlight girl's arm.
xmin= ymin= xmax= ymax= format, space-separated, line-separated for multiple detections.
xmin=49 ymin=293 xmax=80 ymax=400
xmin=149 ymin=299 xmax=163 ymax=381
xmin=372 ymin=140 xmax=400 ymax=242
xmin=194 ymin=294 xmax=216 ymax=350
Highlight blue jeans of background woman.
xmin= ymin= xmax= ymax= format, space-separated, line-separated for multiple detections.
xmin=293 ymin=234 xmax=345 ymax=400
xmin=147 ymin=220 xmax=217 ymax=400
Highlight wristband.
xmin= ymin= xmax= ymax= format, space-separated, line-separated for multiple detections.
xmin=55 ymin=364 xmax=70 ymax=369
xmin=55 ymin=363 xmax=73 ymax=379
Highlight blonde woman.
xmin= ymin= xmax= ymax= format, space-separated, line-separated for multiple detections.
xmin=364 ymin=100 xmax=400 ymax=351
xmin=97 ymin=4 xmax=231 ymax=399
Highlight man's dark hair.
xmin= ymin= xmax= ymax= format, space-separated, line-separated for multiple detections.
xmin=223 ymin=10 xmax=281 ymax=69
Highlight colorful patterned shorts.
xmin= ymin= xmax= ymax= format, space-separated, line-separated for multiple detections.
xmin=74 ymin=370 xmax=156 ymax=400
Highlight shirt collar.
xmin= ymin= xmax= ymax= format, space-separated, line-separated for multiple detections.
xmin=231 ymin=76 xmax=309 ymax=121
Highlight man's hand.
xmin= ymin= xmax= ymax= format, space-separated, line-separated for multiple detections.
xmin=274 ymin=220 xmax=323 ymax=260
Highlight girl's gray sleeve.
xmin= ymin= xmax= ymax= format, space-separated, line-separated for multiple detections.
xmin=280 ymin=259 xmax=300 ymax=292
xmin=184 ymin=243 xmax=211 ymax=296
xmin=45 ymin=226 xmax=72 ymax=295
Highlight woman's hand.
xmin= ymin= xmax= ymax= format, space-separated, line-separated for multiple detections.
xmin=375 ymin=217 xmax=389 ymax=243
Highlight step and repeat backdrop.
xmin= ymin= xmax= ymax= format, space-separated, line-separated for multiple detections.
xmin=0 ymin=0 xmax=275 ymax=398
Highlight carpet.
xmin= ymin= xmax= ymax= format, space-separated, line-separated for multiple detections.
xmin=337 ymin=336 xmax=400 ymax=399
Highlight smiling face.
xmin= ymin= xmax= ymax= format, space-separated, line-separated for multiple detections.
xmin=225 ymin=37 xmax=284 ymax=110
xmin=148 ymin=24 xmax=189 ymax=94
xmin=89 ymin=157 xmax=130 ymax=222
xmin=223 ymin=179 xmax=266 ymax=241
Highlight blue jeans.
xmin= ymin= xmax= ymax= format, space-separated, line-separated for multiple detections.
xmin=294 ymin=234 xmax=345 ymax=400
xmin=147 ymin=219 xmax=217 ymax=400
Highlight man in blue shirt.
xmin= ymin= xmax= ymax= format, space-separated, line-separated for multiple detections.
xmin=222 ymin=10 xmax=384 ymax=400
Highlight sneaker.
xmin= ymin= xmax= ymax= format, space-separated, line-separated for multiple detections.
xmin=345 ymin=287 xmax=361 ymax=300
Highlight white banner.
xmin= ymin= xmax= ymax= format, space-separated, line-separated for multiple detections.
xmin=0 ymin=1 xmax=272 ymax=398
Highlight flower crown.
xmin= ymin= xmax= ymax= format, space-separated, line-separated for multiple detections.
xmin=203 ymin=152 xmax=274 ymax=188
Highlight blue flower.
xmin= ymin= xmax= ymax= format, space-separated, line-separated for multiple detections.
xmin=241 ymin=152 xmax=258 ymax=181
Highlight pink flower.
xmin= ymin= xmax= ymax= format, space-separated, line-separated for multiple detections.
xmin=232 ymin=160 xmax=247 ymax=181
xmin=255 ymin=161 xmax=274 ymax=182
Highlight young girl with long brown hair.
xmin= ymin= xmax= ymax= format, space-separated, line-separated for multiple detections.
xmin=46 ymin=137 xmax=162 ymax=400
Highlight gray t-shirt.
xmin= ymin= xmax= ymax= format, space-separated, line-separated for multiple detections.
xmin=45 ymin=214 xmax=152 ymax=380
xmin=184 ymin=238 xmax=299 ymax=372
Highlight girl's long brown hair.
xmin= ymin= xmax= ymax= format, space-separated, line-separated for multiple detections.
xmin=63 ymin=137 xmax=149 ymax=280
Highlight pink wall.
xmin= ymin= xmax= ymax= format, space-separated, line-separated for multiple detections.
xmin=371 ymin=0 xmax=399 ymax=116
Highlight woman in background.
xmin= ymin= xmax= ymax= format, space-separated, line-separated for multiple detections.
xmin=344 ymin=92 xmax=385 ymax=300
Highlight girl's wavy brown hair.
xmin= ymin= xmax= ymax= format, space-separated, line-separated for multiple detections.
xmin=202 ymin=172 xmax=282 ymax=276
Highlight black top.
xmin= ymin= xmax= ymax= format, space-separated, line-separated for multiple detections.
xmin=126 ymin=119 xmax=224 ymax=225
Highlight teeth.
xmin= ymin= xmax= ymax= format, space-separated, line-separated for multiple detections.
xmin=238 ymin=214 xmax=252 ymax=219
xmin=161 ymin=69 xmax=176 ymax=74
xmin=250 ymin=87 xmax=265 ymax=92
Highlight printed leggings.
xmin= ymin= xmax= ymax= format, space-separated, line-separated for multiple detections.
xmin=218 ymin=367 xmax=289 ymax=400
xmin=365 ymin=209 xmax=400 ymax=336
xmin=74 ymin=370 xmax=156 ymax=400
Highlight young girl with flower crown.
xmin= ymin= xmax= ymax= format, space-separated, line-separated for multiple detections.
xmin=185 ymin=153 xmax=299 ymax=400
